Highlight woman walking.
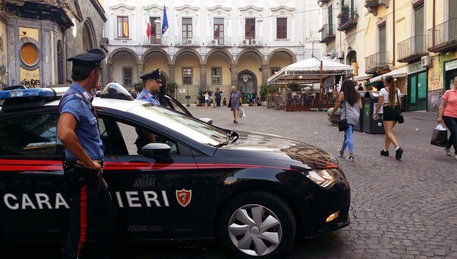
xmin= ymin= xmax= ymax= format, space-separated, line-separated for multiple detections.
xmin=373 ymin=75 xmax=404 ymax=160
xmin=229 ymin=85 xmax=242 ymax=123
xmin=437 ymin=76 xmax=457 ymax=160
xmin=329 ymin=79 xmax=362 ymax=161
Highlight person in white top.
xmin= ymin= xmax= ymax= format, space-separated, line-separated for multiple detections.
xmin=373 ymin=75 xmax=404 ymax=160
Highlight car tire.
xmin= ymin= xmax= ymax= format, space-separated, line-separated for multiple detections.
xmin=217 ymin=191 xmax=296 ymax=258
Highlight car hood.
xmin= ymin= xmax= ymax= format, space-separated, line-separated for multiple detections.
xmin=220 ymin=131 xmax=338 ymax=169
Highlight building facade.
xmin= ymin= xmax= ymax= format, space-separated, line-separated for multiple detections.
xmin=0 ymin=0 xmax=107 ymax=89
xmin=320 ymin=0 xmax=457 ymax=113
xmin=103 ymin=0 xmax=321 ymax=104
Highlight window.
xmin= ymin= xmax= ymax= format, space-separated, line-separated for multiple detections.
xmin=271 ymin=67 xmax=280 ymax=76
xmin=379 ymin=23 xmax=386 ymax=64
xmin=182 ymin=18 xmax=193 ymax=44
xmin=214 ymin=18 xmax=224 ymax=44
xmin=117 ymin=16 xmax=129 ymax=38
xmin=211 ymin=67 xmax=222 ymax=85
xmin=0 ymin=113 xmax=60 ymax=157
xmin=182 ymin=68 xmax=192 ymax=85
xmin=277 ymin=18 xmax=287 ymax=39
xmin=245 ymin=18 xmax=256 ymax=39
xmin=149 ymin=17 xmax=161 ymax=44
xmin=20 ymin=42 xmax=39 ymax=67
xmin=123 ymin=67 xmax=132 ymax=87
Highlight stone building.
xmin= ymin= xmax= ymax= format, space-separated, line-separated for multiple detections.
xmin=0 ymin=0 xmax=106 ymax=88
xmin=103 ymin=0 xmax=321 ymax=104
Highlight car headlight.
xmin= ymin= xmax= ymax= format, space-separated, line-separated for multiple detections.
xmin=306 ymin=169 xmax=342 ymax=188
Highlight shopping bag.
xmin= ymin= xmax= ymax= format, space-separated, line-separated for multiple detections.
xmin=238 ymin=107 xmax=245 ymax=118
xmin=430 ymin=124 xmax=448 ymax=147
xmin=338 ymin=118 xmax=349 ymax=132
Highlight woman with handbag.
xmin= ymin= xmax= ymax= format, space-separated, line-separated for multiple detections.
xmin=229 ymin=85 xmax=242 ymax=123
xmin=328 ymin=79 xmax=362 ymax=161
xmin=437 ymin=76 xmax=457 ymax=160
xmin=373 ymin=75 xmax=404 ymax=160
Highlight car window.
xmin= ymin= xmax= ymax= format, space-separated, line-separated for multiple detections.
xmin=131 ymin=105 xmax=228 ymax=146
xmin=0 ymin=113 xmax=60 ymax=157
xmin=99 ymin=116 xmax=179 ymax=156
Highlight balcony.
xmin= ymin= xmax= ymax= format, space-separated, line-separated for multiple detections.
xmin=365 ymin=0 xmax=389 ymax=16
xmin=338 ymin=7 xmax=358 ymax=32
xmin=365 ymin=52 xmax=389 ymax=74
xmin=397 ymin=35 xmax=428 ymax=63
xmin=428 ymin=18 xmax=457 ymax=53
xmin=143 ymin=36 xmax=168 ymax=46
xmin=319 ymin=23 xmax=336 ymax=44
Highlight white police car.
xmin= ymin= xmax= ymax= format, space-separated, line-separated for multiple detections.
xmin=0 ymin=84 xmax=350 ymax=258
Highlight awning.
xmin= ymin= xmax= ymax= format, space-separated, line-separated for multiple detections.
xmin=369 ymin=67 xmax=408 ymax=82
xmin=353 ymin=73 xmax=372 ymax=81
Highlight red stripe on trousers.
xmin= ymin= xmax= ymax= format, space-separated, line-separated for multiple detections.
xmin=77 ymin=185 xmax=88 ymax=255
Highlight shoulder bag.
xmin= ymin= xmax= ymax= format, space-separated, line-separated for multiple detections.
xmin=338 ymin=100 xmax=349 ymax=131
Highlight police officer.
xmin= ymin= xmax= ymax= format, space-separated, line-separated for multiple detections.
xmin=57 ymin=48 xmax=117 ymax=259
xmin=137 ymin=68 xmax=162 ymax=104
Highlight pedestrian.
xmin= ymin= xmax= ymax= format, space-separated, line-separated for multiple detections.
xmin=203 ymin=91 xmax=209 ymax=108
xmin=229 ymin=85 xmax=242 ymax=123
xmin=129 ymin=88 xmax=137 ymax=99
xmin=373 ymin=75 xmax=404 ymax=160
xmin=57 ymin=48 xmax=117 ymax=259
xmin=137 ymin=68 xmax=163 ymax=105
xmin=437 ymin=76 xmax=457 ymax=160
xmin=328 ymin=79 xmax=362 ymax=161
xmin=214 ymin=87 xmax=223 ymax=107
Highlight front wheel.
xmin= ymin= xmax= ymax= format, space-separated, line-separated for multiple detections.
xmin=217 ymin=191 xmax=296 ymax=258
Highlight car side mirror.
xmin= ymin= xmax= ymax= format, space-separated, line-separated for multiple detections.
xmin=199 ymin=118 xmax=213 ymax=125
xmin=142 ymin=143 xmax=171 ymax=158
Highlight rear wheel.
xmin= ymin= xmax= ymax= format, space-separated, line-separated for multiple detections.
xmin=217 ymin=191 xmax=296 ymax=258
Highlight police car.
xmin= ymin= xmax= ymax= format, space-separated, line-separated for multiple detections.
xmin=0 ymin=84 xmax=350 ymax=258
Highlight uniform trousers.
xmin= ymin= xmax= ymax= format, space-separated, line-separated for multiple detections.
xmin=62 ymin=164 xmax=117 ymax=259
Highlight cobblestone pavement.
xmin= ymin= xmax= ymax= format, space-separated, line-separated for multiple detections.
xmin=170 ymin=105 xmax=456 ymax=259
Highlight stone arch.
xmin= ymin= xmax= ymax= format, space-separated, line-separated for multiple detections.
xmin=266 ymin=48 xmax=296 ymax=64
xmin=174 ymin=48 xmax=203 ymax=64
xmin=82 ymin=19 xmax=96 ymax=52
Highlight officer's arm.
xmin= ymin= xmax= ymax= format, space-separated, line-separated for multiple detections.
xmin=57 ymin=113 xmax=100 ymax=170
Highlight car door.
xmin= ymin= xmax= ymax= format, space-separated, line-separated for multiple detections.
xmin=0 ymin=110 xmax=67 ymax=243
xmin=97 ymin=115 xmax=202 ymax=240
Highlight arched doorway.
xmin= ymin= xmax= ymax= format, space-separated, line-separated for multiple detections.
xmin=238 ymin=70 xmax=257 ymax=102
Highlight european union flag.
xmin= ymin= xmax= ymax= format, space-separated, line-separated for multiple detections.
xmin=162 ymin=5 xmax=168 ymax=35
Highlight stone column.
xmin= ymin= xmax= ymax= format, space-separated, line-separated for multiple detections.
xmin=230 ymin=64 xmax=238 ymax=87
xmin=200 ymin=64 xmax=207 ymax=91
xmin=261 ymin=64 xmax=269 ymax=86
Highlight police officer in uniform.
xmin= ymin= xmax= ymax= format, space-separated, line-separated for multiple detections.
xmin=137 ymin=68 xmax=162 ymax=104
xmin=135 ymin=69 xmax=164 ymax=153
xmin=57 ymin=48 xmax=117 ymax=259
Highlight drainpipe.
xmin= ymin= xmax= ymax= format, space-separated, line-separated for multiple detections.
xmin=392 ymin=0 xmax=395 ymax=67
xmin=432 ymin=0 xmax=435 ymax=46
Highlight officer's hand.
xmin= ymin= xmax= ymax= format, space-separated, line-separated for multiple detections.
xmin=78 ymin=160 xmax=102 ymax=175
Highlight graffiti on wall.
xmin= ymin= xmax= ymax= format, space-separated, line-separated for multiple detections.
xmin=20 ymin=68 xmax=40 ymax=88
xmin=428 ymin=89 xmax=444 ymax=113
xmin=0 ymin=34 xmax=9 ymax=89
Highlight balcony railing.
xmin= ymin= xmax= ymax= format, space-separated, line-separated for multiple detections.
xmin=397 ymin=35 xmax=428 ymax=63
xmin=338 ymin=7 xmax=358 ymax=32
xmin=207 ymin=37 xmax=232 ymax=47
xmin=428 ymin=18 xmax=457 ymax=53
xmin=320 ymin=23 xmax=336 ymax=43
xmin=365 ymin=52 xmax=389 ymax=73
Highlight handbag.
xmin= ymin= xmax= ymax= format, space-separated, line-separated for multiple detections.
xmin=338 ymin=100 xmax=349 ymax=132
xmin=430 ymin=123 xmax=448 ymax=147
xmin=338 ymin=118 xmax=348 ymax=131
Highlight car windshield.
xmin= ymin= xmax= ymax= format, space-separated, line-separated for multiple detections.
xmin=130 ymin=104 xmax=228 ymax=146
